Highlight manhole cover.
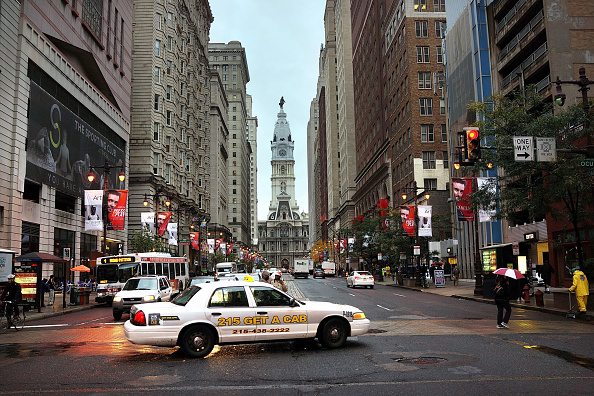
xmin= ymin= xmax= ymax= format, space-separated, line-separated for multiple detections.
xmin=394 ymin=357 xmax=448 ymax=364
xmin=367 ymin=328 xmax=387 ymax=334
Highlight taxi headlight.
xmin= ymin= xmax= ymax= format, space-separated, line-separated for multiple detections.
xmin=143 ymin=295 xmax=156 ymax=302
xmin=113 ymin=296 xmax=122 ymax=302
xmin=353 ymin=312 xmax=366 ymax=320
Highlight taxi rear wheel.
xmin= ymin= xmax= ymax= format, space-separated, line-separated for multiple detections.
xmin=319 ymin=318 xmax=348 ymax=349
xmin=180 ymin=325 xmax=215 ymax=358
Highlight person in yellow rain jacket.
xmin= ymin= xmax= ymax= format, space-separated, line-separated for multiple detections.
xmin=569 ymin=267 xmax=589 ymax=316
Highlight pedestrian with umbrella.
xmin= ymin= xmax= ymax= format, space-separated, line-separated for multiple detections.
xmin=492 ymin=268 xmax=525 ymax=329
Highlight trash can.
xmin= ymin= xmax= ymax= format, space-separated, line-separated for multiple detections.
xmin=535 ymin=289 xmax=544 ymax=307
xmin=70 ymin=288 xmax=79 ymax=305
xmin=397 ymin=274 xmax=404 ymax=286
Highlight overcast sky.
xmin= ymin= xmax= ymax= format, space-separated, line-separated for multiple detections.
xmin=209 ymin=1 xmax=326 ymax=220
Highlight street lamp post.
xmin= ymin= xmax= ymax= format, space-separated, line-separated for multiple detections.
xmin=401 ymin=181 xmax=430 ymax=286
xmin=87 ymin=159 xmax=125 ymax=255
xmin=554 ymin=66 xmax=594 ymax=156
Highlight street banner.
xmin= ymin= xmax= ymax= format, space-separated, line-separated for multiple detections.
xmin=190 ymin=232 xmax=200 ymax=250
xmin=378 ymin=199 xmax=389 ymax=230
xmin=84 ymin=190 xmax=103 ymax=231
xmin=25 ymin=82 xmax=126 ymax=198
xmin=452 ymin=177 xmax=474 ymax=221
xmin=167 ymin=223 xmax=178 ymax=246
xmin=418 ymin=205 xmax=432 ymax=237
xmin=477 ymin=177 xmax=496 ymax=222
xmin=220 ymin=243 xmax=226 ymax=255
xmin=141 ymin=212 xmax=155 ymax=234
xmin=227 ymin=243 xmax=234 ymax=256
xmin=106 ymin=189 xmax=127 ymax=230
xmin=207 ymin=238 xmax=215 ymax=254
xmin=214 ymin=239 xmax=223 ymax=252
xmin=156 ymin=211 xmax=171 ymax=236
xmin=400 ymin=205 xmax=415 ymax=237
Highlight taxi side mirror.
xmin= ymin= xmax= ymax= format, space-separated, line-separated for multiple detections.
xmin=290 ymin=298 xmax=300 ymax=307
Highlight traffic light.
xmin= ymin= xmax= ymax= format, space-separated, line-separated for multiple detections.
xmin=464 ymin=127 xmax=481 ymax=162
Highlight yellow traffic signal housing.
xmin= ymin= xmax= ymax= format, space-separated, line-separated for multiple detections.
xmin=464 ymin=127 xmax=480 ymax=162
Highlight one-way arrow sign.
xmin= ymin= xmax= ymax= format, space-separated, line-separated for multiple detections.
xmin=513 ymin=136 xmax=534 ymax=162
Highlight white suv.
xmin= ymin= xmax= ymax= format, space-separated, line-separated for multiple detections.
xmin=112 ymin=275 xmax=172 ymax=320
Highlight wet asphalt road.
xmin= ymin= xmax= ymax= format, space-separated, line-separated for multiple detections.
xmin=0 ymin=276 xmax=593 ymax=395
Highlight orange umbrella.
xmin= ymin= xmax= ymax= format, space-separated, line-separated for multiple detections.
xmin=71 ymin=264 xmax=91 ymax=272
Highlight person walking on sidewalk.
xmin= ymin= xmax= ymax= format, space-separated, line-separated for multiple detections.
xmin=569 ymin=267 xmax=589 ymax=317
xmin=48 ymin=275 xmax=56 ymax=306
xmin=452 ymin=265 xmax=460 ymax=286
xmin=494 ymin=275 xmax=511 ymax=329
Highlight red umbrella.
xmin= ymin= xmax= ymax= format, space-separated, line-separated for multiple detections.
xmin=493 ymin=268 xmax=525 ymax=279
xmin=71 ymin=264 xmax=91 ymax=272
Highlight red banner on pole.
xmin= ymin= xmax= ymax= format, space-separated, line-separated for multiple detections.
xmin=107 ymin=190 xmax=127 ymax=230
xmin=453 ymin=177 xmax=474 ymax=221
xmin=400 ymin=205 xmax=415 ymax=237
xmin=190 ymin=232 xmax=200 ymax=250
xmin=156 ymin=211 xmax=172 ymax=235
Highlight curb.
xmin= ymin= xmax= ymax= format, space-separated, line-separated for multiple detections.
xmin=25 ymin=303 xmax=102 ymax=323
xmin=384 ymin=282 xmax=593 ymax=324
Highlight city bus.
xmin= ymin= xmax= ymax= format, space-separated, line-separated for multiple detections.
xmin=95 ymin=252 xmax=189 ymax=305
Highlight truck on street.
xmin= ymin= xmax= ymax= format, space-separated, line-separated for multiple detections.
xmin=321 ymin=261 xmax=336 ymax=276
xmin=293 ymin=259 xmax=310 ymax=278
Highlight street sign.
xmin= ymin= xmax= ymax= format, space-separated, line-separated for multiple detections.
xmin=63 ymin=248 xmax=70 ymax=260
xmin=513 ymin=136 xmax=534 ymax=161
xmin=536 ymin=137 xmax=556 ymax=162
xmin=378 ymin=253 xmax=383 ymax=261
xmin=414 ymin=246 xmax=420 ymax=256
xmin=512 ymin=242 xmax=520 ymax=255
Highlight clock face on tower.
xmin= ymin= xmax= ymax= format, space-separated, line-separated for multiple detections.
xmin=278 ymin=149 xmax=286 ymax=157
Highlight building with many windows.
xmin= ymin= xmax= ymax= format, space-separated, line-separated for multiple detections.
xmin=0 ymin=0 xmax=132 ymax=279
xmin=258 ymin=102 xmax=309 ymax=269
xmin=208 ymin=41 xmax=252 ymax=251
xmin=246 ymin=95 xmax=259 ymax=248
xmin=128 ymin=0 xmax=212 ymax=272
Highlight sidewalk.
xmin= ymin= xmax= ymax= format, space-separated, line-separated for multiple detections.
xmin=375 ymin=276 xmax=593 ymax=323
xmin=24 ymin=291 xmax=102 ymax=323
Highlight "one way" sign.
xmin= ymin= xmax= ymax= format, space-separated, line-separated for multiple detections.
xmin=513 ymin=136 xmax=534 ymax=161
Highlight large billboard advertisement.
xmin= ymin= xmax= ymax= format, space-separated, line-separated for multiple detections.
xmin=452 ymin=177 xmax=474 ymax=221
xmin=26 ymin=82 xmax=126 ymax=198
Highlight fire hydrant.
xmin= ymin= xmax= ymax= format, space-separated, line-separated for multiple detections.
xmin=522 ymin=284 xmax=531 ymax=303
xmin=534 ymin=289 xmax=544 ymax=307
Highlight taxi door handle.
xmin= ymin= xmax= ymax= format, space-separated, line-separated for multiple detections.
xmin=257 ymin=311 xmax=267 ymax=315
xmin=211 ymin=312 xmax=222 ymax=316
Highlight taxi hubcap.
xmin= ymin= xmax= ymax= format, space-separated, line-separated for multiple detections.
xmin=330 ymin=327 xmax=339 ymax=340
xmin=192 ymin=335 xmax=205 ymax=349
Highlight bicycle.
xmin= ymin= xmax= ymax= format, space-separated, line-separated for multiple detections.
xmin=0 ymin=301 xmax=26 ymax=333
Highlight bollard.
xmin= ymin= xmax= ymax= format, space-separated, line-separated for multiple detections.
xmin=534 ymin=289 xmax=544 ymax=307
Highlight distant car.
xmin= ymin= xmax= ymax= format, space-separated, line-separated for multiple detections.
xmin=346 ymin=271 xmax=374 ymax=289
xmin=190 ymin=276 xmax=218 ymax=286
xmin=124 ymin=281 xmax=370 ymax=358
xmin=281 ymin=268 xmax=288 ymax=273
xmin=112 ymin=275 xmax=172 ymax=320
xmin=313 ymin=268 xmax=325 ymax=279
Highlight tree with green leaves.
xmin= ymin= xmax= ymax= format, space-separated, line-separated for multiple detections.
xmin=128 ymin=227 xmax=166 ymax=253
xmin=469 ymin=89 xmax=593 ymax=271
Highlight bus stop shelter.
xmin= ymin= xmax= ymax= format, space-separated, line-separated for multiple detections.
xmin=15 ymin=252 xmax=68 ymax=312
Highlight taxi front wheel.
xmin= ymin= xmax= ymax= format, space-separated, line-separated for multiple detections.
xmin=319 ymin=318 xmax=348 ymax=349
xmin=180 ymin=325 xmax=215 ymax=358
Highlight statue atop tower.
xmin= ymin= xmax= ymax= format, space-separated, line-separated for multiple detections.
xmin=279 ymin=96 xmax=285 ymax=109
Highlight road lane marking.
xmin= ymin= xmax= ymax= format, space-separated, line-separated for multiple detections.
xmin=377 ymin=305 xmax=392 ymax=311
xmin=393 ymin=293 xmax=407 ymax=297
xmin=349 ymin=293 xmax=355 ymax=296
xmin=24 ymin=324 xmax=69 ymax=328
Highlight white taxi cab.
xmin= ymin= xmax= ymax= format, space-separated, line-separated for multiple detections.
xmin=124 ymin=280 xmax=370 ymax=358
xmin=346 ymin=271 xmax=375 ymax=289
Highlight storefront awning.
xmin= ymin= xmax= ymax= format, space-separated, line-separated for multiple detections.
xmin=479 ymin=243 xmax=513 ymax=250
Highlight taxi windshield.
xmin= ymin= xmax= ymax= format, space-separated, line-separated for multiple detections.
xmin=173 ymin=286 xmax=201 ymax=306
